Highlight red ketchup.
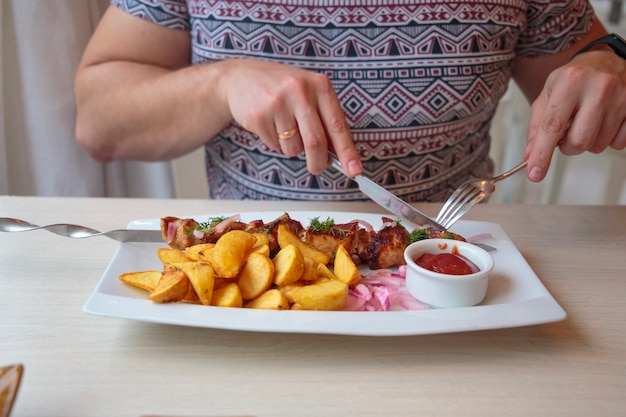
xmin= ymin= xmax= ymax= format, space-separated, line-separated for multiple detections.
xmin=415 ymin=246 xmax=479 ymax=275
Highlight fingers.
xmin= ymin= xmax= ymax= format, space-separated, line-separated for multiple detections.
xmin=272 ymin=73 xmax=361 ymax=176
xmin=276 ymin=126 xmax=304 ymax=156
xmin=224 ymin=61 xmax=361 ymax=176
xmin=525 ymin=56 xmax=626 ymax=182
xmin=610 ymin=119 xmax=626 ymax=150
xmin=314 ymin=75 xmax=362 ymax=176
xmin=525 ymin=78 xmax=575 ymax=182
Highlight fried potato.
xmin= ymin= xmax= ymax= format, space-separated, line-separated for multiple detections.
xmin=157 ymin=248 xmax=191 ymax=265
xmin=237 ymin=252 xmax=274 ymax=300
xmin=249 ymin=243 xmax=270 ymax=257
xmin=211 ymin=282 xmax=243 ymax=308
xmin=211 ymin=230 xmax=257 ymax=278
xmin=214 ymin=277 xmax=236 ymax=290
xmin=301 ymin=257 xmax=318 ymax=282
xmin=163 ymin=263 xmax=180 ymax=272
xmin=291 ymin=279 xmax=349 ymax=311
xmin=182 ymin=283 xmax=201 ymax=304
xmin=251 ymin=232 xmax=270 ymax=247
xmin=183 ymin=243 xmax=215 ymax=262
xmin=316 ymin=262 xmax=337 ymax=281
xmin=177 ymin=261 xmax=215 ymax=306
xmin=277 ymin=224 xmax=330 ymax=265
xmin=148 ymin=270 xmax=189 ymax=303
xmin=119 ymin=270 xmax=162 ymax=292
xmin=332 ymin=244 xmax=361 ymax=286
xmin=273 ymin=244 xmax=305 ymax=286
xmin=245 ymin=289 xmax=290 ymax=310
xmin=277 ymin=282 xmax=305 ymax=304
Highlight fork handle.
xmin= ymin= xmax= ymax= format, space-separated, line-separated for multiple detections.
xmin=492 ymin=160 xmax=528 ymax=183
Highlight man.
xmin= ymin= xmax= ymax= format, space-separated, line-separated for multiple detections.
xmin=75 ymin=0 xmax=626 ymax=201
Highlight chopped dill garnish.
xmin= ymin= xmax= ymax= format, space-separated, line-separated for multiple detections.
xmin=185 ymin=216 xmax=228 ymax=236
xmin=440 ymin=232 xmax=460 ymax=240
xmin=198 ymin=216 xmax=227 ymax=230
xmin=407 ymin=229 xmax=430 ymax=243
xmin=309 ymin=216 xmax=335 ymax=232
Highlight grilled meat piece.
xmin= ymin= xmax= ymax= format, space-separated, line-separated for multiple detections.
xmin=160 ymin=216 xmax=247 ymax=250
xmin=357 ymin=219 xmax=409 ymax=270
xmin=304 ymin=221 xmax=360 ymax=259
xmin=161 ymin=217 xmax=204 ymax=250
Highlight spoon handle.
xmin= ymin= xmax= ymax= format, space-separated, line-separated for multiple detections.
xmin=0 ymin=218 xmax=163 ymax=242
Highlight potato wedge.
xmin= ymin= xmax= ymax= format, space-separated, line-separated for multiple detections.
xmin=301 ymin=257 xmax=318 ymax=282
xmin=177 ymin=261 xmax=215 ymax=306
xmin=212 ymin=230 xmax=257 ymax=278
xmin=333 ymin=244 xmax=361 ymax=286
xmin=183 ymin=243 xmax=215 ymax=262
xmin=119 ymin=270 xmax=162 ymax=292
xmin=291 ymin=279 xmax=349 ymax=311
xmin=237 ymin=252 xmax=274 ymax=300
xmin=182 ymin=283 xmax=201 ymax=304
xmin=316 ymin=262 xmax=337 ymax=281
xmin=157 ymin=248 xmax=191 ymax=265
xmin=249 ymin=243 xmax=270 ymax=257
xmin=245 ymin=289 xmax=290 ymax=310
xmin=148 ymin=270 xmax=189 ymax=303
xmin=251 ymin=232 xmax=270 ymax=247
xmin=211 ymin=282 xmax=243 ymax=308
xmin=277 ymin=224 xmax=330 ymax=265
xmin=273 ymin=244 xmax=305 ymax=286
xmin=214 ymin=277 xmax=236 ymax=290
xmin=277 ymin=282 xmax=305 ymax=304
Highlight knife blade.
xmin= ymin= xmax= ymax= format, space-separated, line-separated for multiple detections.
xmin=328 ymin=153 xmax=446 ymax=231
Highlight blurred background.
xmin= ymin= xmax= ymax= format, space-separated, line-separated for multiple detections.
xmin=1 ymin=0 xmax=625 ymax=203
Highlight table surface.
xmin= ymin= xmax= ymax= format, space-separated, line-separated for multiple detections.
xmin=1 ymin=196 xmax=625 ymax=417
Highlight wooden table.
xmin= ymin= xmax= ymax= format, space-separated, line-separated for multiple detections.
xmin=1 ymin=196 xmax=625 ymax=417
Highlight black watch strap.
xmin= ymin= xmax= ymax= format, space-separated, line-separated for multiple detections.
xmin=574 ymin=33 xmax=626 ymax=59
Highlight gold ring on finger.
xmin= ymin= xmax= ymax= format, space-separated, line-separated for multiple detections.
xmin=277 ymin=127 xmax=299 ymax=140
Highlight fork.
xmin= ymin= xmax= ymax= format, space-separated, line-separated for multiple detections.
xmin=435 ymin=160 xmax=528 ymax=229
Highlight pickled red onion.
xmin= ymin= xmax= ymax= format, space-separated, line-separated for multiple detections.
xmin=166 ymin=222 xmax=177 ymax=244
xmin=350 ymin=219 xmax=373 ymax=231
xmin=213 ymin=214 xmax=241 ymax=234
xmin=344 ymin=266 xmax=428 ymax=312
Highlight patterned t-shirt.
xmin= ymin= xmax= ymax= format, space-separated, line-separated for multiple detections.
xmin=112 ymin=0 xmax=593 ymax=201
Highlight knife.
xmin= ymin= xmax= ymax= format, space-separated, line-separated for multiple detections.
xmin=327 ymin=153 xmax=447 ymax=231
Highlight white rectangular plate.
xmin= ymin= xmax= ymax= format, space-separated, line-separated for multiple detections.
xmin=83 ymin=211 xmax=566 ymax=336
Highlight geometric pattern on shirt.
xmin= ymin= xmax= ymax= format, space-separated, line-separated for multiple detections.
xmin=113 ymin=0 xmax=593 ymax=201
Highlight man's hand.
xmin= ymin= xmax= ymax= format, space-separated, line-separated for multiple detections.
xmin=220 ymin=58 xmax=362 ymax=176
xmin=524 ymin=49 xmax=626 ymax=181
